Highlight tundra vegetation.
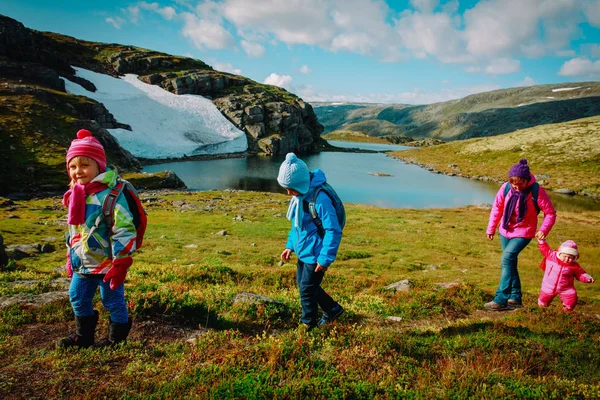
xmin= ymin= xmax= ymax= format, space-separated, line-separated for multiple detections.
xmin=389 ymin=115 xmax=600 ymax=198
xmin=1 ymin=190 xmax=599 ymax=399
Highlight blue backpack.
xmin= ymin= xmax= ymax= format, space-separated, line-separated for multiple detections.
xmin=503 ymin=182 xmax=540 ymax=214
xmin=307 ymin=182 xmax=346 ymax=238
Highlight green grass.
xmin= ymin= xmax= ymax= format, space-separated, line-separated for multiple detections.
xmin=1 ymin=190 xmax=599 ymax=398
xmin=389 ymin=115 xmax=600 ymax=197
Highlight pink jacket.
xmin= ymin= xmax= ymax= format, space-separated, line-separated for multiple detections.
xmin=538 ymin=240 xmax=592 ymax=295
xmin=486 ymin=175 xmax=556 ymax=239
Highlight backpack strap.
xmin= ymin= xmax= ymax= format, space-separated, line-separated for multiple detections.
xmin=503 ymin=181 xmax=540 ymax=214
xmin=308 ymin=188 xmax=325 ymax=238
xmin=102 ymin=181 xmax=126 ymax=259
xmin=531 ymin=182 xmax=540 ymax=214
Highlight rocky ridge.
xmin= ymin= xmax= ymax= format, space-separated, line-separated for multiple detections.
xmin=0 ymin=14 xmax=326 ymax=194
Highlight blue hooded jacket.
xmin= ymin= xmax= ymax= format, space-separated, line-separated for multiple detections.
xmin=285 ymin=169 xmax=342 ymax=268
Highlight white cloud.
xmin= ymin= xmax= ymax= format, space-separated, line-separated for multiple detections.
xmin=331 ymin=33 xmax=377 ymax=55
xmin=585 ymin=0 xmax=600 ymax=26
xmin=263 ymin=73 xmax=293 ymax=89
xmin=485 ymin=58 xmax=521 ymax=75
xmin=558 ymin=57 xmax=600 ymax=77
xmin=241 ymin=40 xmax=265 ymax=57
xmin=138 ymin=2 xmax=177 ymax=20
xmin=409 ymin=0 xmax=438 ymax=13
xmin=127 ymin=6 xmax=140 ymax=24
xmin=213 ymin=61 xmax=242 ymax=75
xmin=556 ymin=49 xmax=577 ymax=57
xmin=518 ymin=76 xmax=536 ymax=86
xmin=396 ymin=11 xmax=463 ymax=61
xmin=222 ymin=0 xmax=334 ymax=46
xmin=589 ymin=44 xmax=600 ymax=58
xmin=300 ymin=65 xmax=311 ymax=74
xmin=521 ymin=43 xmax=546 ymax=58
xmin=181 ymin=12 xmax=235 ymax=50
xmin=105 ymin=17 xmax=126 ymax=29
xmin=463 ymin=0 xmax=579 ymax=58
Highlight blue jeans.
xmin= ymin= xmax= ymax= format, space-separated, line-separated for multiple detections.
xmin=69 ymin=273 xmax=128 ymax=323
xmin=296 ymin=261 xmax=336 ymax=326
xmin=493 ymin=235 xmax=531 ymax=306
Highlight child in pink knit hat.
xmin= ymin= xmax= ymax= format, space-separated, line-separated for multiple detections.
xmin=59 ymin=129 xmax=138 ymax=349
xmin=537 ymin=239 xmax=594 ymax=312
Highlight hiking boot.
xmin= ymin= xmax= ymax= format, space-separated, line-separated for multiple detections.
xmin=94 ymin=318 xmax=132 ymax=348
xmin=484 ymin=301 xmax=508 ymax=311
xmin=507 ymin=300 xmax=523 ymax=309
xmin=57 ymin=310 xmax=99 ymax=349
xmin=318 ymin=304 xmax=345 ymax=327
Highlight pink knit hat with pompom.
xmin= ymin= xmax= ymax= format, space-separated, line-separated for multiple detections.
xmin=66 ymin=129 xmax=107 ymax=172
xmin=558 ymin=240 xmax=579 ymax=259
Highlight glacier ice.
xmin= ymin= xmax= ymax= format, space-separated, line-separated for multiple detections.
xmin=62 ymin=67 xmax=247 ymax=159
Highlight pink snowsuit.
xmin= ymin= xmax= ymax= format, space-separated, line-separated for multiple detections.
xmin=537 ymin=240 xmax=593 ymax=311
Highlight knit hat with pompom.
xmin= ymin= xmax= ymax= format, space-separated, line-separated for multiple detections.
xmin=277 ymin=153 xmax=310 ymax=195
xmin=66 ymin=129 xmax=107 ymax=172
xmin=508 ymin=158 xmax=531 ymax=180
xmin=558 ymin=240 xmax=579 ymax=259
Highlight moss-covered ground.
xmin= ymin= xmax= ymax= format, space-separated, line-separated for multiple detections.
xmin=1 ymin=190 xmax=599 ymax=398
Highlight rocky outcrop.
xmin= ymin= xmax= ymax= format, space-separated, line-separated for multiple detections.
xmin=73 ymin=120 xmax=140 ymax=171
xmin=131 ymin=65 xmax=325 ymax=156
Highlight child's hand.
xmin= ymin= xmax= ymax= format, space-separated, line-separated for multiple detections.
xmin=583 ymin=274 xmax=594 ymax=283
xmin=103 ymin=256 xmax=132 ymax=290
xmin=281 ymin=249 xmax=292 ymax=263
xmin=65 ymin=252 xmax=73 ymax=278
xmin=535 ymin=231 xmax=546 ymax=240
xmin=65 ymin=258 xmax=73 ymax=278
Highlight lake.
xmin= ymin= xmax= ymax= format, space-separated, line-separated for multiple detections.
xmin=143 ymin=141 xmax=600 ymax=211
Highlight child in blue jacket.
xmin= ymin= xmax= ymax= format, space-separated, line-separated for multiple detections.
xmin=278 ymin=153 xmax=344 ymax=329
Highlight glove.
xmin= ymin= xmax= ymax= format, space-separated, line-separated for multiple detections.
xmin=103 ymin=256 xmax=133 ymax=290
xmin=65 ymin=252 xmax=73 ymax=278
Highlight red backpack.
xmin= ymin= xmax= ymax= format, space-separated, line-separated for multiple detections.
xmin=102 ymin=179 xmax=147 ymax=257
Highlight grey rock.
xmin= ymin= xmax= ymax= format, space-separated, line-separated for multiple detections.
xmin=0 ymin=291 xmax=69 ymax=308
xmin=435 ymin=282 xmax=460 ymax=289
xmin=385 ymin=280 xmax=411 ymax=292
xmin=387 ymin=316 xmax=403 ymax=322
xmin=233 ymin=292 xmax=280 ymax=304
xmin=554 ymin=188 xmax=576 ymax=195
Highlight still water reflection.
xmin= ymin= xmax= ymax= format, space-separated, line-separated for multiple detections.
xmin=143 ymin=141 xmax=600 ymax=211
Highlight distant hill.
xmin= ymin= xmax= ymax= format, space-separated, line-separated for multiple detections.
xmin=388 ymin=115 xmax=600 ymax=197
xmin=313 ymin=82 xmax=600 ymax=141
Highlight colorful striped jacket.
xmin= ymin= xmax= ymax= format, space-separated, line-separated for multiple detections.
xmin=66 ymin=169 xmax=137 ymax=275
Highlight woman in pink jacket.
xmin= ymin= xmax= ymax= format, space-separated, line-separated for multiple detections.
xmin=485 ymin=159 xmax=556 ymax=311
xmin=537 ymin=239 xmax=594 ymax=311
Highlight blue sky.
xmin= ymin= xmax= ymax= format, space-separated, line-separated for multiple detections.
xmin=2 ymin=0 xmax=600 ymax=104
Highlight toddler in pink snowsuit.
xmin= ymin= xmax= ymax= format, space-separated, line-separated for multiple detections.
xmin=537 ymin=239 xmax=594 ymax=312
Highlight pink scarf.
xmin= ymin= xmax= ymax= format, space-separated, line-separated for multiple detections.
xmin=62 ymin=182 xmax=108 ymax=225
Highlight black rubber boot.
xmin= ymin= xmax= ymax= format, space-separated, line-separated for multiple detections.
xmin=94 ymin=318 xmax=132 ymax=348
xmin=57 ymin=310 xmax=99 ymax=349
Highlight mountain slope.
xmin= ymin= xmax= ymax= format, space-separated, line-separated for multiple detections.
xmin=0 ymin=14 xmax=326 ymax=194
xmin=313 ymin=83 xmax=600 ymax=141
xmin=388 ymin=115 xmax=600 ymax=197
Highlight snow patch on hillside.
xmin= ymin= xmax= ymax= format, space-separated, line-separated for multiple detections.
xmin=63 ymin=67 xmax=247 ymax=159
xmin=552 ymin=87 xmax=582 ymax=92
